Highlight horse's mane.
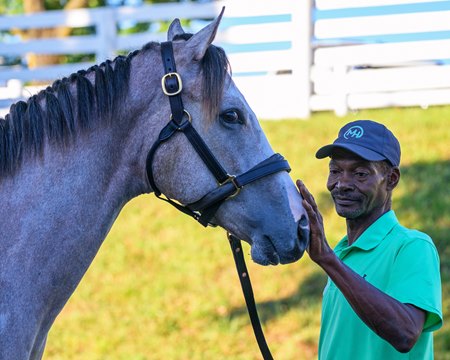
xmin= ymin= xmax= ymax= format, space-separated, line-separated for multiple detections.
xmin=0 ymin=38 xmax=229 ymax=177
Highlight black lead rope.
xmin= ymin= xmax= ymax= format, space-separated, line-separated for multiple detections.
xmin=228 ymin=233 xmax=274 ymax=360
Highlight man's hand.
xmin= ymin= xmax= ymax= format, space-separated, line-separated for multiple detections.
xmin=296 ymin=179 xmax=334 ymax=265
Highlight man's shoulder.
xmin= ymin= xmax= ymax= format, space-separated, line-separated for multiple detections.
xmin=371 ymin=211 xmax=433 ymax=246
xmin=390 ymin=221 xmax=435 ymax=249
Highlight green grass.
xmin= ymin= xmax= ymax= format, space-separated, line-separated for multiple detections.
xmin=44 ymin=106 xmax=449 ymax=359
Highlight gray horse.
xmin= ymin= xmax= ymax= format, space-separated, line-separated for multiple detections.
xmin=0 ymin=11 xmax=309 ymax=359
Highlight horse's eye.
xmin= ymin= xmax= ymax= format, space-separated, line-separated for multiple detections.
xmin=220 ymin=109 xmax=244 ymax=125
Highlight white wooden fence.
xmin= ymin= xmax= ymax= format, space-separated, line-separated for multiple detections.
xmin=313 ymin=0 xmax=450 ymax=116
xmin=1 ymin=0 xmax=450 ymax=119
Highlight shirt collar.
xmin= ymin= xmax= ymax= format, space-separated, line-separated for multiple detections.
xmin=335 ymin=210 xmax=399 ymax=255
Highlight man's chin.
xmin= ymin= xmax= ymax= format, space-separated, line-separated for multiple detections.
xmin=335 ymin=206 xmax=361 ymax=219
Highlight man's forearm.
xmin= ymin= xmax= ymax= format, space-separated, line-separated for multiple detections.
xmin=318 ymin=254 xmax=425 ymax=353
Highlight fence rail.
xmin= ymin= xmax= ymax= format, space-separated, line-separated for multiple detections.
xmin=1 ymin=0 xmax=450 ymax=119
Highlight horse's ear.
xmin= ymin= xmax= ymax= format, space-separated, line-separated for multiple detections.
xmin=168 ymin=18 xmax=185 ymax=41
xmin=186 ymin=7 xmax=225 ymax=61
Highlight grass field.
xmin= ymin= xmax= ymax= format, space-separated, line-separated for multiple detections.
xmin=44 ymin=106 xmax=449 ymax=360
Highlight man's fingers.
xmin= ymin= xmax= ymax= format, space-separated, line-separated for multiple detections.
xmin=298 ymin=180 xmax=323 ymax=230
xmin=302 ymin=199 xmax=320 ymax=226
xmin=297 ymin=179 xmax=312 ymax=199
xmin=297 ymin=179 xmax=319 ymax=212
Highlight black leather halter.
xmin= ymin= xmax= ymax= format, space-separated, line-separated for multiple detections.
xmin=145 ymin=41 xmax=289 ymax=359
xmin=146 ymin=41 xmax=291 ymax=228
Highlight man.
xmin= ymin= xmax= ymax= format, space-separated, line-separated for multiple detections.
xmin=297 ymin=120 xmax=442 ymax=359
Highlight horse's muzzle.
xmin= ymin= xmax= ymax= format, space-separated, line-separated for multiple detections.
xmin=275 ymin=214 xmax=310 ymax=265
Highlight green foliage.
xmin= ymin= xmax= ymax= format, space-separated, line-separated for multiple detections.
xmin=118 ymin=22 xmax=151 ymax=35
xmin=0 ymin=0 xmax=23 ymax=14
xmin=0 ymin=0 xmax=107 ymax=14
xmin=42 ymin=0 xmax=107 ymax=11
xmin=44 ymin=106 xmax=449 ymax=359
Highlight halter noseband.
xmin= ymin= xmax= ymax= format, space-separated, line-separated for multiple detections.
xmin=145 ymin=41 xmax=291 ymax=227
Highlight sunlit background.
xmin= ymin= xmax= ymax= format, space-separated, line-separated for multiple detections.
xmin=0 ymin=1 xmax=449 ymax=359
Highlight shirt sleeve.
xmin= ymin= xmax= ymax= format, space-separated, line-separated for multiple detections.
xmin=385 ymin=235 xmax=443 ymax=332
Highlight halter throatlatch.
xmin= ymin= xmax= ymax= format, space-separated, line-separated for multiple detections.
xmin=145 ymin=41 xmax=291 ymax=227
xmin=144 ymin=41 xmax=289 ymax=360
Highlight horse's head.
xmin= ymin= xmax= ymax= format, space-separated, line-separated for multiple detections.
xmin=137 ymin=9 xmax=309 ymax=265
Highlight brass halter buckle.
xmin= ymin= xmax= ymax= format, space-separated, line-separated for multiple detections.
xmin=220 ymin=175 xmax=241 ymax=199
xmin=161 ymin=72 xmax=183 ymax=96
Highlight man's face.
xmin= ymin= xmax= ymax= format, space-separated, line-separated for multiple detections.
xmin=326 ymin=150 xmax=390 ymax=220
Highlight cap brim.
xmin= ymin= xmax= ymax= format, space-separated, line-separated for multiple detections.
xmin=316 ymin=143 xmax=386 ymax=162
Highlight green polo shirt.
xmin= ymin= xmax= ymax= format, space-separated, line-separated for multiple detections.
xmin=319 ymin=210 xmax=442 ymax=360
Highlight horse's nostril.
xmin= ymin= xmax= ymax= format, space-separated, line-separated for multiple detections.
xmin=299 ymin=214 xmax=309 ymax=228
xmin=297 ymin=214 xmax=310 ymax=253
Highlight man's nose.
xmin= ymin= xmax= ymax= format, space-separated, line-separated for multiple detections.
xmin=335 ymin=173 xmax=354 ymax=191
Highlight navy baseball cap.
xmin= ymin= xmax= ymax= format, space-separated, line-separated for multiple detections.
xmin=316 ymin=120 xmax=401 ymax=166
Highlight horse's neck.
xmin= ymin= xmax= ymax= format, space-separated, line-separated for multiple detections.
xmin=0 ymin=125 xmax=145 ymax=308
xmin=0 ymin=122 xmax=150 ymax=356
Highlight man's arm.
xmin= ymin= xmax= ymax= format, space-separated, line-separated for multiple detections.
xmin=297 ymin=180 xmax=426 ymax=353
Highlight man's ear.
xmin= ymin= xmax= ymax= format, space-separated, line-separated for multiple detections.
xmin=387 ymin=167 xmax=400 ymax=191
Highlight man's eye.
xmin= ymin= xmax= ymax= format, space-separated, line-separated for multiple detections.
xmin=220 ymin=109 xmax=244 ymax=125
xmin=355 ymin=172 xmax=368 ymax=178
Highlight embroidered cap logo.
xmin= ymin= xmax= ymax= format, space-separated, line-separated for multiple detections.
xmin=344 ymin=126 xmax=364 ymax=139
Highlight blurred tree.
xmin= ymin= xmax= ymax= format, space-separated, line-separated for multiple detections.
xmin=0 ymin=0 xmax=21 ymax=15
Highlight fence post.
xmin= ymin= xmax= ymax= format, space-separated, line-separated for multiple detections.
xmin=7 ymin=79 xmax=24 ymax=100
xmin=95 ymin=8 xmax=117 ymax=62
xmin=290 ymin=0 xmax=312 ymax=119
xmin=333 ymin=65 xmax=349 ymax=117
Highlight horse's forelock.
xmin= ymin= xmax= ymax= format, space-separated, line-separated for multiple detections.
xmin=201 ymin=44 xmax=230 ymax=123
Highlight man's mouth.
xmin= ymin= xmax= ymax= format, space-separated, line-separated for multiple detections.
xmin=334 ymin=197 xmax=359 ymax=206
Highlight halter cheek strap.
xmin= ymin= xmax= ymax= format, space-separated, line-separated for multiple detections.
xmin=160 ymin=41 xmax=229 ymax=184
